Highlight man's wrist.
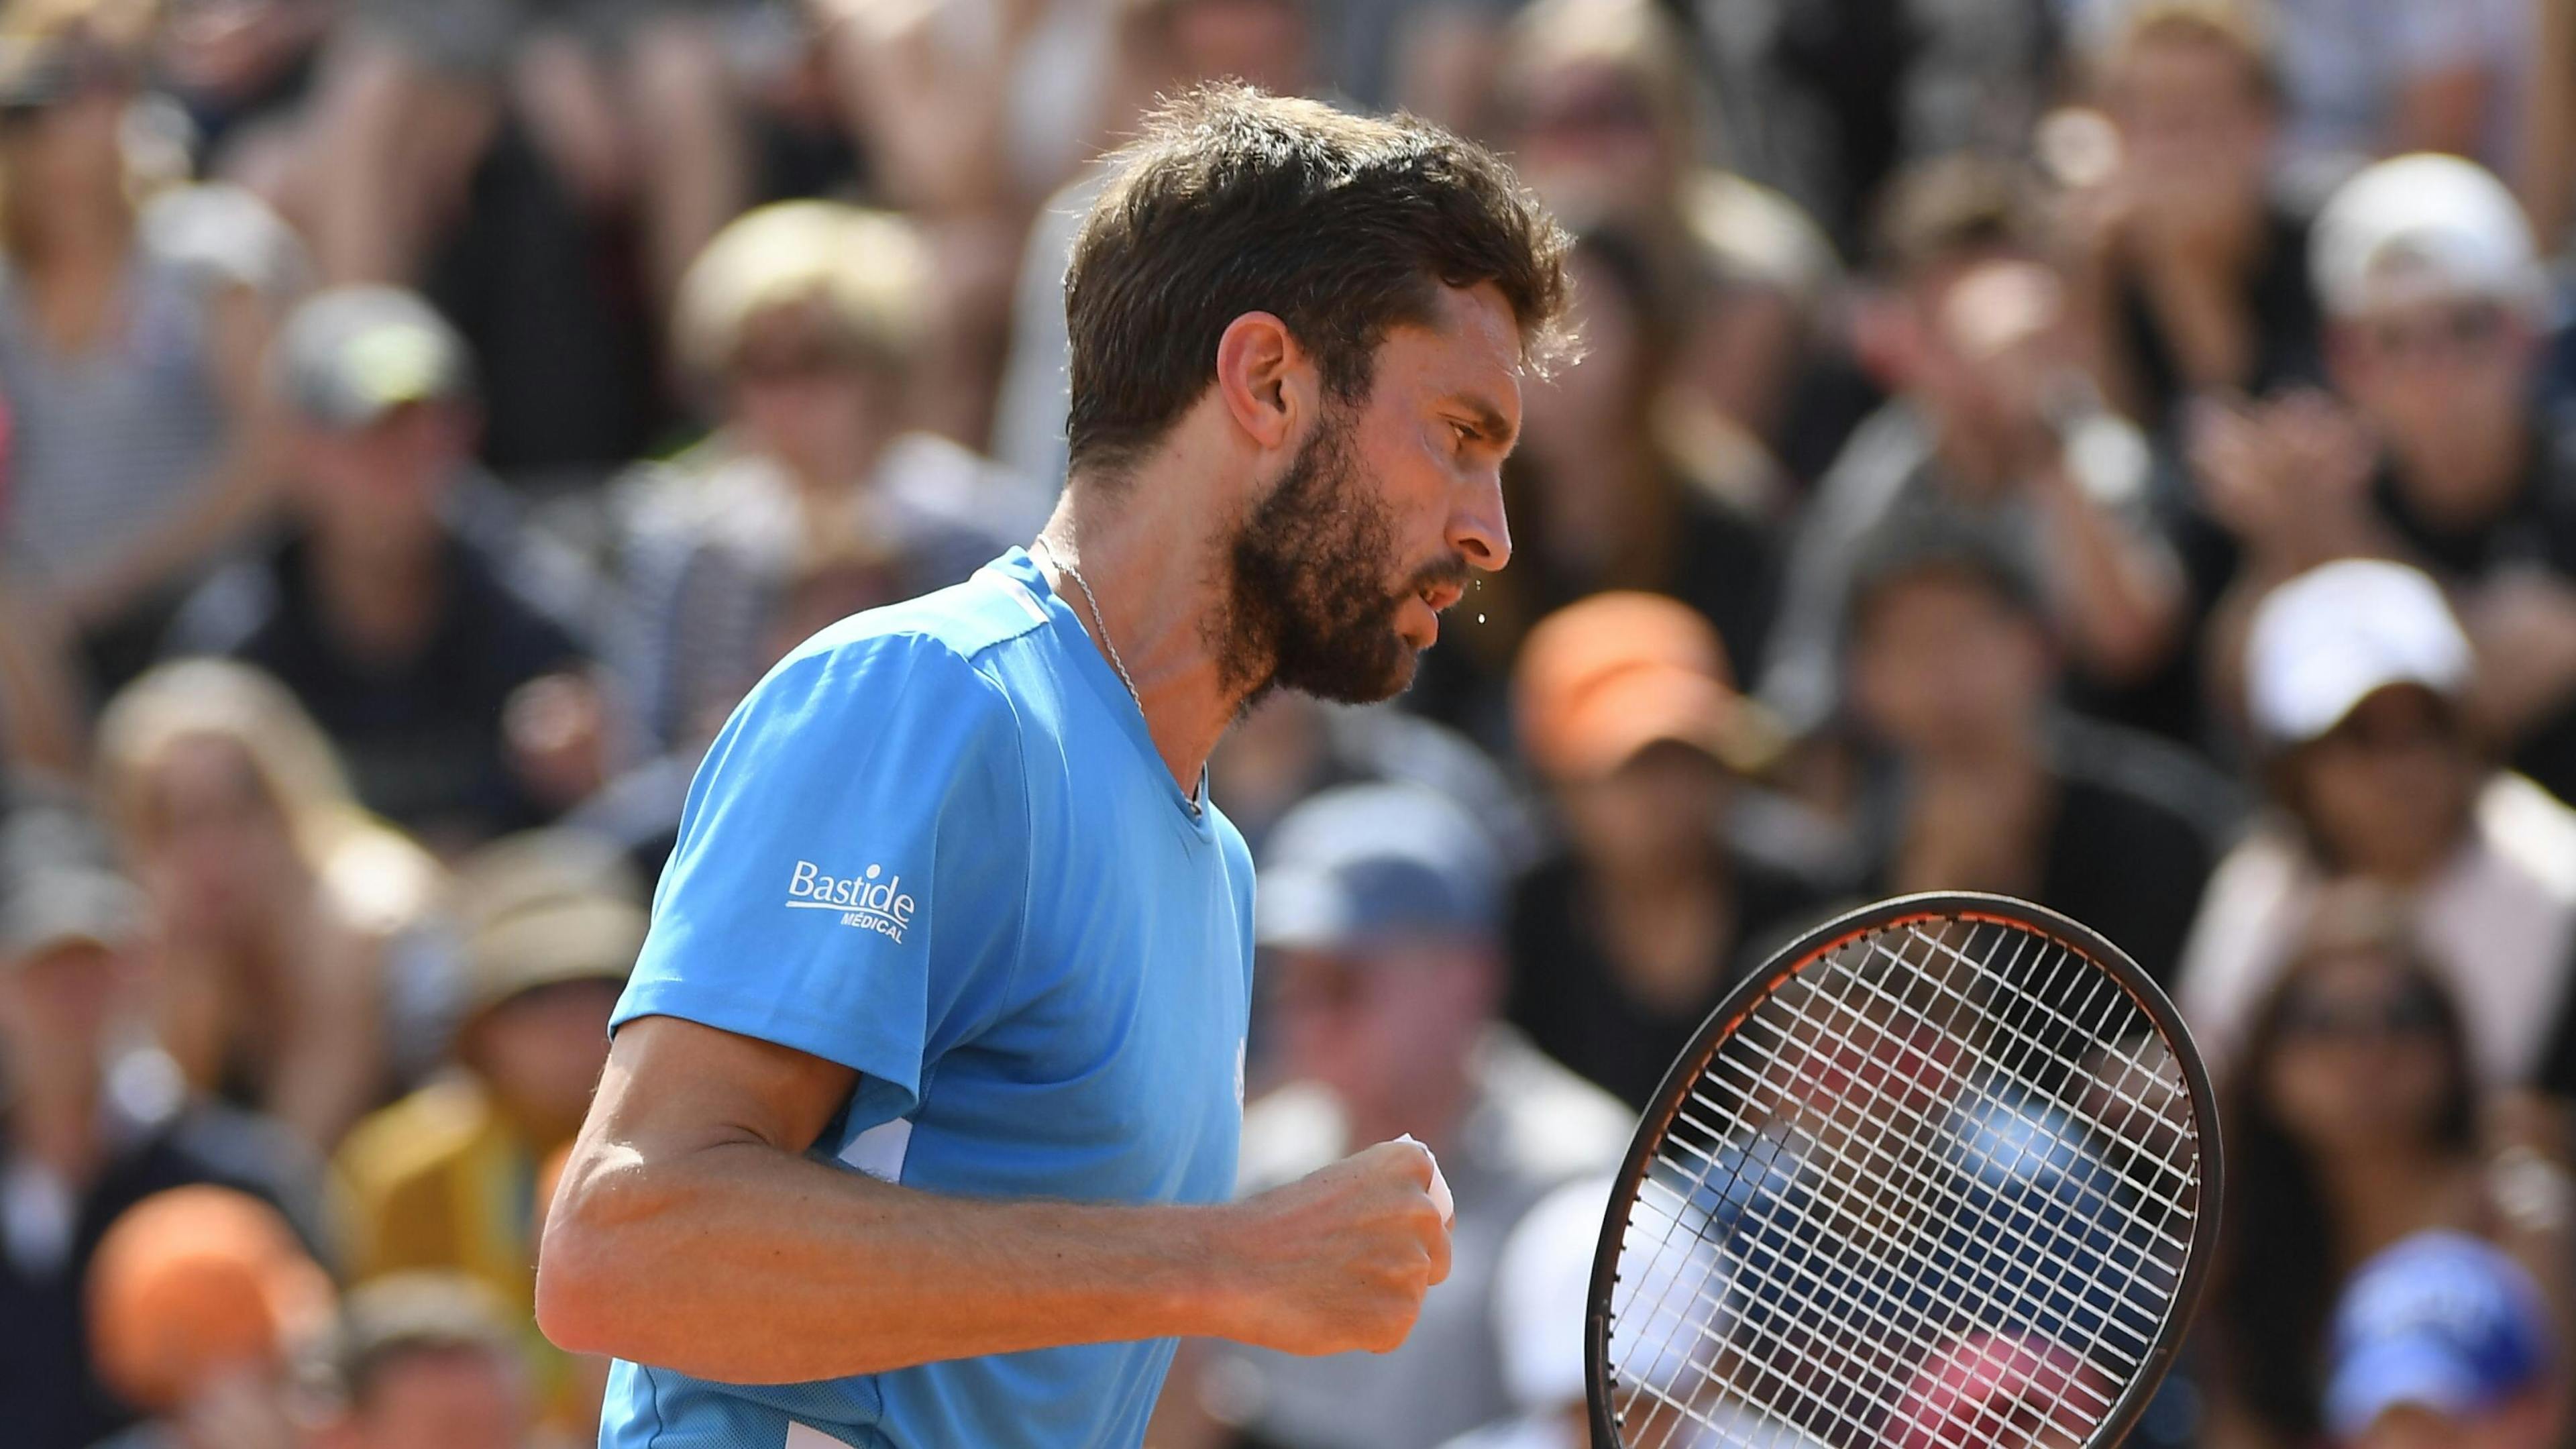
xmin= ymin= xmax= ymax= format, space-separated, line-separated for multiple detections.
xmin=1169 ymin=1201 xmax=1248 ymax=1341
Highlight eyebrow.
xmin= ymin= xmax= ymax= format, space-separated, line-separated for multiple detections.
xmin=1450 ymin=395 xmax=1519 ymax=450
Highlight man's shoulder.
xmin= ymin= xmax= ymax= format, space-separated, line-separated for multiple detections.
xmin=704 ymin=569 xmax=1058 ymax=830
xmin=782 ymin=563 xmax=1055 ymax=684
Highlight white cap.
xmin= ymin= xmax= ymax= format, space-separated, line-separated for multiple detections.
xmin=1493 ymin=1175 xmax=1615 ymax=1413
xmin=2245 ymin=558 xmax=2472 ymax=748
xmin=2312 ymin=154 xmax=2547 ymax=319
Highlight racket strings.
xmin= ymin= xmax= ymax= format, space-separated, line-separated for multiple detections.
xmin=1617 ymin=929 xmax=2190 ymax=1446
xmin=1603 ymin=918 xmax=2206 ymax=1448
xmin=1619 ymin=959 xmax=2121 ymax=1447
xmin=1625 ymin=932 xmax=2094 ymax=1442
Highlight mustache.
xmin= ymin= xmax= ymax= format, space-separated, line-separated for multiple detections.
xmin=1399 ymin=555 xmax=1472 ymax=600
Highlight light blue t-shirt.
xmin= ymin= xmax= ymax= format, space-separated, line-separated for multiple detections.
xmin=602 ymin=549 xmax=1256 ymax=1449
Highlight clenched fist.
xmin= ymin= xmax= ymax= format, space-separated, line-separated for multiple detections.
xmin=1207 ymin=1139 xmax=1455 ymax=1355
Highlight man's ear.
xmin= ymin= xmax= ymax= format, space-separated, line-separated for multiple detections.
xmin=1214 ymin=311 xmax=1311 ymax=452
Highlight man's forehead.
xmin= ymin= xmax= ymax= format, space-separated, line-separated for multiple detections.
xmin=1385 ymin=283 xmax=1527 ymax=400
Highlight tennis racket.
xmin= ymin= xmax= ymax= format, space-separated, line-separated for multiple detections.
xmin=1585 ymin=892 xmax=2221 ymax=1449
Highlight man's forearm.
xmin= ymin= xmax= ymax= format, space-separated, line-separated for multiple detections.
xmin=539 ymin=1135 xmax=1230 ymax=1384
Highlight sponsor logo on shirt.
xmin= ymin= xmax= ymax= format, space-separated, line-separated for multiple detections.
xmin=786 ymin=859 xmax=917 ymax=943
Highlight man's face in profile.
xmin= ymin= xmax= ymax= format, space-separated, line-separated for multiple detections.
xmin=1217 ymin=282 xmax=1522 ymax=704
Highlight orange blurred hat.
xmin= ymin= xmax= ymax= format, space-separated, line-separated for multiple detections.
xmin=1513 ymin=592 xmax=1784 ymax=782
xmin=87 ymin=1185 xmax=335 ymax=1413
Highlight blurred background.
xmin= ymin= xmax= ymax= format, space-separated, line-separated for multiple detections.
xmin=6 ymin=0 xmax=2576 ymax=1446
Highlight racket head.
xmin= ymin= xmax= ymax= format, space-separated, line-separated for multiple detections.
xmin=1585 ymin=892 xmax=2222 ymax=1449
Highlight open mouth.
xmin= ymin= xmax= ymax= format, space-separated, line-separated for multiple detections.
xmin=1417 ymin=581 xmax=1465 ymax=614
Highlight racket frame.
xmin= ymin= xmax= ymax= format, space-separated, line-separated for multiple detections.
xmin=1583 ymin=890 xmax=2225 ymax=1449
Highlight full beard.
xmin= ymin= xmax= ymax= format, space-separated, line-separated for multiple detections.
xmin=1212 ymin=407 xmax=1468 ymax=706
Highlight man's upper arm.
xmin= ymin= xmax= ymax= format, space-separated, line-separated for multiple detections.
xmin=611 ymin=633 xmax=1029 ymax=1119
xmin=593 ymin=1013 xmax=858 ymax=1159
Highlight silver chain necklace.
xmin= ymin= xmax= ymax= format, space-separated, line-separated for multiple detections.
xmin=1030 ymin=537 xmax=1141 ymax=709
xmin=1033 ymin=540 xmax=1208 ymax=813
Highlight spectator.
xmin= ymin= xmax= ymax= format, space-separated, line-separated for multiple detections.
xmin=2176 ymin=559 xmax=2576 ymax=1088
xmin=1506 ymin=592 xmax=1841 ymax=1110
xmin=2309 ymin=154 xmax=2576 ymax=804
xmin=94 ymin=658 xmax=448 ymax=1149
xmin=165 ymin=286 xmax=601 ymax=852
xmin=2208 ymin=894 xmax=2576 ymax=1449
xmin=1203 ymin=783 xmax=1631 ymax=1449
xmin=1762 ymin=229 xmax=2186 ymax=739
xmin=0 ymin=832 xmax=327 ymax=1449
xmin=0 ymin=4 xmax=297 ymax=692
xmin=614 ymin=201 xmax=1043 ymax=753
xmin=1491 ymin=0 xmax=1843 ymax=499
xmin=2065 ymin=0 xmax=2324 ymax=435
xmin=1841 ymin=510 xmax=2233 ymax=987
xmin=315 ymin=1273 xmax=541 ymax=1449
xmin=335 ymin=830 xmax=639 ymax=1338
xmin=84 ymin=1184 xmax=334 ymax=1449
xmin=1409 ymin=227 xmax=1783 ymax=753
xmin=2324 ymin=1231 xmax=2566 ymax=1449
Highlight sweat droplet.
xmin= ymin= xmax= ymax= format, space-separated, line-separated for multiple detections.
xmin=1477 ymin=613 xmax=1487 ymax=624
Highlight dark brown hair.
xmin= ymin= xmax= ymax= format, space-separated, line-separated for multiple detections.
xmin=1063 ymin=83 xmax=1574 ymax=480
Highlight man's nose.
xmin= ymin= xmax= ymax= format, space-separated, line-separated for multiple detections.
xmin=1449 ymin=469 xmax=1512 ymax=572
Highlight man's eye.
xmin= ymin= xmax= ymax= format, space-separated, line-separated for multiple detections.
xmin=1450 ymin=422 xmax=1477 ymax=447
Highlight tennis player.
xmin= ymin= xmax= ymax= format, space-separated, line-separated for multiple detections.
xmin=535 ymin=85 xmax=1572 ymax=1448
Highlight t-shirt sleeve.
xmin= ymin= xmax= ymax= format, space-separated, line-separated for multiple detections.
xmin=611 ymin=633 xmax=1030 ymax=1115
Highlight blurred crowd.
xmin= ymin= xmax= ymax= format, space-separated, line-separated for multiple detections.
xmin=6 ymin=0 xmax=2576 ymax=1446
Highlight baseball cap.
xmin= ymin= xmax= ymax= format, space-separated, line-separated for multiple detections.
xmin=2312 ymin=154 xmax=2548 ymax=319
xmin=2243 ymin=558 xmax=2471 ymax=749
xmin=0 ymin=862 xmax=143 ymax=961
xmin=2324 ymin=1230 xmax=2555 ymax=1439
xmin=1254 ymin=784 xmax=1503 ymax=953
xmin=454 ymin=830 xmax=645 ymax=1018
xmin=1513 ymin=592 xmax=1783 ymax=782
xmin=87 ymin=1185 xmax=334 ymax=1413
xmin=275 ymin=286 xmax=474 ymax=431
xmin=1 ymin=800 xmax=142 ymax=961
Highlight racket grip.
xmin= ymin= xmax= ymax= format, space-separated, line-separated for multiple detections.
xmin=1396 ymin=1134 xmax=1454 ymax=1227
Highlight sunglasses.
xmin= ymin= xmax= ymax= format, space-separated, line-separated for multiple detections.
xmin=2367 ymin=303 xmax=2512 ymax=362
xmin=2277 ymin=981 xmax=2446 ymax=1042
xmin=2314 ymin=704 xmax=2454 ymax=757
